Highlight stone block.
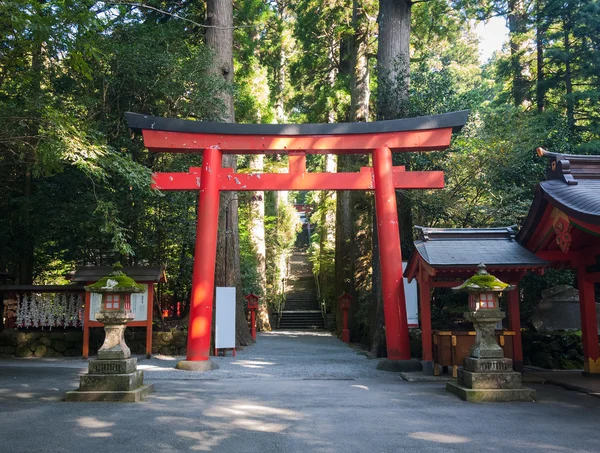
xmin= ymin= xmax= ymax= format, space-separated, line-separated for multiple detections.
xmin=458 ymin=369 xmax=523 ymax=389
xmin=172 ymin=331 xmax=187 ymax=349
xmin=98 ymin=349 xmax=128 ymax=360
xmin=51 ymin=340 xmax=67 ymax=352
xmin=43 ymin=348 xmax=55 ymax=358
xmin=176 ymin=360 xmax=219 ymax=372
xmin=64 ymin=331 xmax=83 ymax=343
xmin=89 ymin=358 xmax=137 ymax=375
xmin=65 ymin=384 xmax=154 ymax=403
xmin=37 ymin=336 xmax=51 ymax=346
xmin=156 ymin=332 xmax=173 ymax=345
xmin=79 ymin=371 xmax=144 ymax=392
xmin=15 ymin=344 xmax=33 ymax=357
xmin=64 ymin=348 xmax=81 ymax=357
xmin=159 ymin=345 xmax=177 ymax=356
xmin=0 ymin=333 xmax=10 ymax=346
xmin=1 ymin=346 xmax=16 ymax=354
xmin=463 ymin=357 xmax=513 ymax=373
xmin=446 ymin=381 xmax=536 ymax=402
xmin=15 ymin=332 xmax=27 ymax=344
xmin=33 ymin=345 xmax=47 ymax=357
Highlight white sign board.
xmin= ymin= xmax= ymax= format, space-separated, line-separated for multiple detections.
xmin=89 ymin=283 xmax=149 ymax=322
xmin=403 ymin=262 xmax=419 ymax=327
xmin=215 ymin=287 xmax=236 ymax=349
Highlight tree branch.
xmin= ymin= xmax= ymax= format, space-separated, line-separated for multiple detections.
xmin=107 ymin=1 xmax=259 ymax=29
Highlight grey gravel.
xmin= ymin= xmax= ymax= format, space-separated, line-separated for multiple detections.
xmin=140 ymin=330 xmax=396 ymax=381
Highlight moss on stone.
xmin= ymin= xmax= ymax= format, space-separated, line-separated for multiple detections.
xmin=454 ymin=274 xmax=512 ymax=292
xmin=85 ymin=271 xmax=144 ymax=293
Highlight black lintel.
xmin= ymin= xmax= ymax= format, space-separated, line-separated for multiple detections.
xmin=125 ymin=110 xmax=470 ymax=136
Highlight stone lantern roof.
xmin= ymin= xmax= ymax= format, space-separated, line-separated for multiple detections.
xmin=452 ymin=264 xmax=515 ymax=293
xmin=84 ymin=264 xmax=144 ymax=294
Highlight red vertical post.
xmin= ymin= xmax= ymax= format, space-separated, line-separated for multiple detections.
xmin=342 ymin=309 xmax=350 ymax=343
xmin=250 ymin=309 xmax=256 ymax=340
xmin=419 ymin=273 xmax=432 ymax=372
xmin=186 ymin=147 xmax=222 ymax=361
xmin=82 ymin=290 xmax=91 ymax=358
xmin=578 ymin=267 xmax=600 ymax=375
xmin=146 ymin=283 xmax=154 ymax=358
xmin=372 ymin=146 xmax=411 ymax=360
xmin=507 ymin=283 xmax=523 ymax=371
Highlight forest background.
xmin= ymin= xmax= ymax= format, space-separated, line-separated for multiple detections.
xmin=1 ymin=0 xmax=599 ymax=354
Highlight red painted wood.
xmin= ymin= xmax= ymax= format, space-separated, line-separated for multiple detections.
xmin=250 ymin=309 xmax=256 ymax=340
xmin=419 ymin=272 xmax=432 ymax=362
xmin=507 ymin=285 xmax=523 ymax=371
xmin=373 ymin=146 xmax=411 ymax=360
xmin=342 ymin=309 xmax=350 ymax=343
xmin=152 ymin=168 xmax=444 ymax=191
xmin=146 ymin=284 xmax=154 ymax=357
xmin=141 ymin=128 xmax=454 ymax=153
xmin=578 ymin=267 xmax=600 ymax=365
xmin=186 ymin=148 xmax=222 ymax=361
xmin=82 ymin=291 xmax=91 ymax=358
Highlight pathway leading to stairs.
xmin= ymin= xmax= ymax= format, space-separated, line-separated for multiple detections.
xmin=279 ymin=247 xmax=325 ymax=330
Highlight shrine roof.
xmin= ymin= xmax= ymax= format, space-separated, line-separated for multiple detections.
xmin=71 ymin=265 xmax=166 ymax=283
xmin=518 ymin=149 xmax=600 ymax=245
xmin=409 ymin=226 xmax=548 ymax=269
xmin=125 ymin=110 xmax=469 ymax=136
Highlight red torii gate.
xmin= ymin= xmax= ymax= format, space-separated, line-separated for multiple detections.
xmin=126 ymin=111 xmax=469 ymax=367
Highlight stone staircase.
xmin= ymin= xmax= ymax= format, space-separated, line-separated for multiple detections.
xmin=278 ymin=248 xmax=325 ymax=330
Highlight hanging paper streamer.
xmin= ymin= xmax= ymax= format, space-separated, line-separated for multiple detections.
xmin=14 ymin=293 xmax=84 ymax=329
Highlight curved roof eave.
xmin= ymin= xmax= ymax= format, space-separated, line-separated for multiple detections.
xmin=125 ymin=110 xmax=470 ymax=136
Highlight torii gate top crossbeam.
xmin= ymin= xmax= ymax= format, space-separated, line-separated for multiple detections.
xmin=126 ymin=110 xmax=469 ymax=154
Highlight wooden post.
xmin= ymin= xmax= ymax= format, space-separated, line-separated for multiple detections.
xmin=578 ymin=267 xmax=600 ymax=375
xmin=146 ymin=283 xmax=154 ymax=358
xmin=82 ymin=290 xmax=91 ymax=358
xmin=373 ymin=146 xmax=410 ymax=360
xmin=186 ymin=147 xmax=222 ymax=361
xmin=507 ymin=283 xmax=523 ymax=371
xmin=419 ymin=272 xmax=433 ymax=374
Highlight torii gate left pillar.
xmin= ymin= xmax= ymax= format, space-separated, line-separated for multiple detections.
xmin=126 ymin=110 xmax=469 ymax=368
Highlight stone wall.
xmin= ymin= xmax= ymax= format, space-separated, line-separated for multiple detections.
xmin=0 ymin=330 xmax=84 ymax=357
xmin=0 ymin=328 xmax=188 ymax=357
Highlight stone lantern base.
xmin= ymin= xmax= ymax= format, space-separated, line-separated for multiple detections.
xmin=65 ymin=357 xmax=154 ymax=402
xmin=446 ymin=357 xmax=535 ymax=402
xmin=65 ymin=311 xmax=153 ymax=402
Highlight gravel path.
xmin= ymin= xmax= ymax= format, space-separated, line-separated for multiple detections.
xmin=140 ymin=330 xmax=397 ymax=381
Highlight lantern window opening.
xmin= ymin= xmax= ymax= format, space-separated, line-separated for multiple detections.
xmin=105 ymin=294 xmax=121 ymax=310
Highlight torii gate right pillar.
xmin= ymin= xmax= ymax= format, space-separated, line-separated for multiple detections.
xmin=373 ymin=146 xmax=410 ymax=360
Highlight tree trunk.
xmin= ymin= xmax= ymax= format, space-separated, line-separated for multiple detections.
xmin=563 ymin=15 xmax=575 ymax=135
xmin=334 ymin=0 xmax=372 ymax=337
xmin=206 ymin=0 xmax=253 ymax=346
xmin=536 ymin=0 xmax=545 ymax=112
xmin=249 ymin=154 xmax=270 ymax=331
xmin=376 ymin=0 xmax=410 ymax=120
xmin=508 ymin=0 xmax=529 ymax=107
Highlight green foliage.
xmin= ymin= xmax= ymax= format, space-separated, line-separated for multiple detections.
xmin=522 ymin=330 xmax=584 ymax=369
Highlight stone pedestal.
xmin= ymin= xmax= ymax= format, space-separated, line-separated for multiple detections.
xmin=446 ymin=309 xmax=535 ymax=402
xmin=446 ymin=357 xmax=536 ymax=402
xmin=65 ymin=311 xmax=153 ymax=402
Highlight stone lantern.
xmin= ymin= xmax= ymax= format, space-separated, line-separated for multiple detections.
xmin=86 ymin=263 xmax=143 ymax=360
xmin=460 ymin=263 xmax=513 ymax=359
xmin=445 ymin=264 xmax=535 ymax=402
xmin=65 ymin=264 xmax=154 ymax=402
